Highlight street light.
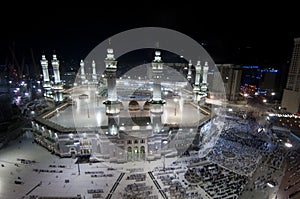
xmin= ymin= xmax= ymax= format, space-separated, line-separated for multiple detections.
xmin=267 ymin=182 xmax=275 ymax=188
xmin=271 ymin=92 xmax=276 ymax=105
xmin=162 ymin=140 xmax=168 ymax=170
xmin=74 ymin=142 xmax=81 ymax=175
xmin=284 ymin=142 xmax=293 ymax=148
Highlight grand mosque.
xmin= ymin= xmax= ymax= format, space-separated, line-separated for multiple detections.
xmin=31 ymin=48 xmax=224 ymax=164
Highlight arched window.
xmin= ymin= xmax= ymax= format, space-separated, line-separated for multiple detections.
xmin=140 ymin=146 xmax=145 ymax=160
xmin=143 ymin=101 xmax=150 ymax=110
xmin=128 ymin=100 xmax=140 ymax=111
xmin=127 ymin=147 xmax=132 ymax=161
xmin=134 ymin=146 xmax=139 ymax=160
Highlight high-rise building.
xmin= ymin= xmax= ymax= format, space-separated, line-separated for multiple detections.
xmin=282 ymin=38 xmax=300 ymax=114
xmin=216 ymin=64 xmax=242 ymax=101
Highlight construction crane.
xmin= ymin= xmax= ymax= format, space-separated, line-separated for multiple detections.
xmin=8 ymin=42 xmax=22 ymax=81
xmin=30 ymin=48 xmax=40 ymax=78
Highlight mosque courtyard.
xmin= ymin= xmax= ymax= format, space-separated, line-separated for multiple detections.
xmin=1 ymin=113 xmax=298 ymax=199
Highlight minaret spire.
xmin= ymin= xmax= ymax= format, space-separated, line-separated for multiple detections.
xmin=199 ymin=61 xmax=209 ymax=101
xmin=105 ymin=48 xmax=118 ymax=101
xmin=80 ymin=60 xmax=86 ymax=84
xmin=151 ymin=51 xmax=164 ymax=102
xmin=193 ymin=61 xmax=202 ymax=101
xmin=150 ymin=50 xmax=165 ymax=133
xmin=41 ymin=55 xmax=51 ymax=97
xmin=52 ymin=54 xmax=63 ymax=102
xmin=92 ymin=60 xmax=97 ymax=83
xmin=187 ymin=60 xmax=192 ymax=81
xmin=103 ymin=48 xmax=120 ymax=136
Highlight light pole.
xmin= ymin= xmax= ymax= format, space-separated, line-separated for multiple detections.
xmin=77 ymin=151 xmax=80 ymax=175
xmin=271 ymin=92 xmax=276 ymax=107
xmin=74 ymin=142 xmax=81 ymax=175
xmin=162 ymin=140 xmax=168 ymax=170
xmin=263 ymin=99 xmax=267 ymax=104
xmin=243 ymin=93 xmax=249 ymax=104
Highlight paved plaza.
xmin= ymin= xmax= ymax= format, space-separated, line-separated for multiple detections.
xmin=49 ymin=86 xmax=205 ymax=128
xmin=1 ymin=113 xmax=300 ymax=198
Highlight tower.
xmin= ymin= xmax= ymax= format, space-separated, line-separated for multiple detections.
xmin=80 ymin=60 xmax=86 ymax=84
xmin=52 ymin=54 xmax=63 ymax=102
xmin=150 ymin=51 xmax=165 ymax=133
xmin=92 ymin=60 xmax=97 ymax=83
xmin=103 ymin=49 xmax=120 ymax=135
xmin=187 ymin=60 xmax=192 ymax=81
xmin=282 ymin=38 xmax=300 ymax=113
xmin=151 ymin=51 xmax=164 ymax=102
xmin=195 ymin=61 xmax=209 ymax=105
xmin=193 ymin=61 xmax=202 ymax=100
xmin=201 ymin=62 xmax=209 ymax=93
xmin=216 ymin=64 xmax=242 ymax=101
xmin=40 ymin=55 xmax=51 ymax=97
xmin=105 ymin=49 xmax=118 ymax=102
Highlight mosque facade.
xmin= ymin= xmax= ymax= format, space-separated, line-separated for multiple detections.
xmin=31 ymin=49 xmax=221 ymax=163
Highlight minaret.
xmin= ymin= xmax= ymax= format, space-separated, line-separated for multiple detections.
xmin=187 ymin=60 xmax=192 ymax=81
xmin=151 ymin=51 xmax=164 ymax=102
xmin=105 ymin=49 xmax=118 ymax=101
xmin=40 ymin=55 xmax=51 ymax=97
xmin=193 ymin=61 xmax=201 ymax=100
xmin=80 ymin=60 xmax=86 ymax=84
xmin=150 ymin=51 xmax=165 ymax=133
xmin=52 ymin=54 xmax=63 ymax=102
xmin=200 ymin=61 xmax=209 ymax=93
xmin=194 ymin=61 xmax=201 ymax=88
xmin=92 ymin=60 xmax=97 ymax=83
xmin=103 ymin=49 xmax=120 ymax=136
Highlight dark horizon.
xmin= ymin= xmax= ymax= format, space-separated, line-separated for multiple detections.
xmin=1 ymin=6 xmax=300 ymax=69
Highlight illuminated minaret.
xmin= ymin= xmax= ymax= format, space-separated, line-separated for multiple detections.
xmin=105 ymin=49 xmax=118 ymax=101
xmin=200 ymin=61 xmax=209 ymax=93
xmin=52 ymin=54 xmax=63 ymax=102
xmin=103 ymin=49 xmax=120 ymax=136
xmin=40 ymin=55 xmax=51 ymax=97
xmin=150 ymin=51 xmax=165 ymax=133
xmin=187 ymin=60 xmax=192 ymax=81
xmin=193 ymin=61 xmax=201 ymax=100
xmin=92 ymin=60 xmax=97 ymax=83
xmin=194 ymin=61 xmax=201 ymax=88
xmin=80 ymin=60 xmax=86 ymax=84
xmin=151 ymin=51 xmax=164 ymax=102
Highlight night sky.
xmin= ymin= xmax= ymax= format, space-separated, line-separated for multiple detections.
xmin=1 ymin=5 xmax=300 ymax=71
